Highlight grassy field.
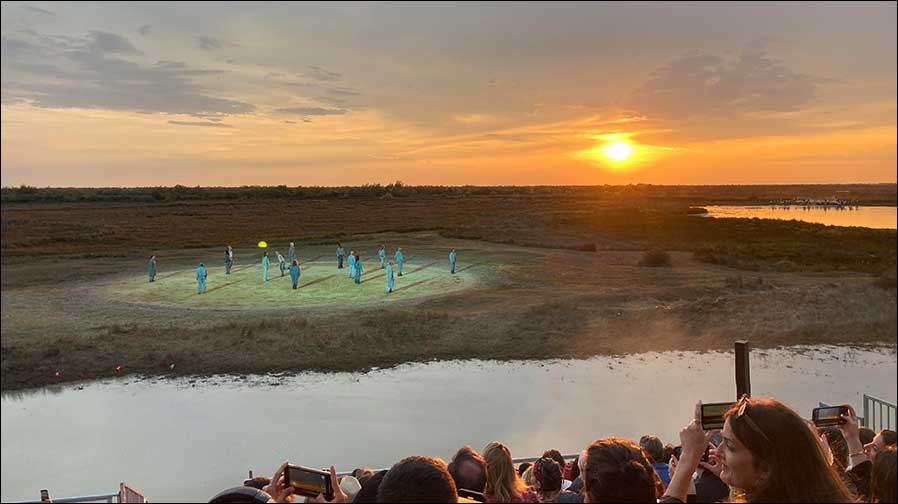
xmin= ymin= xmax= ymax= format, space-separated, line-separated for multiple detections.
xmin=1 ymin=187 xmax=896 ymax=390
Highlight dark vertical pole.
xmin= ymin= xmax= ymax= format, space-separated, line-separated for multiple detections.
xmin=735 ymin=340 xmax=751 ymax=399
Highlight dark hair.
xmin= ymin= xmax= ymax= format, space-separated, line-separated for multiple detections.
xmin=569 ymin=455 xmax=580 ymax=482
xmin=861 ymin=428 xmax=877 ymax=446
xmin=723 ymin=398 xmax=854 ymax=503
xmin=448 ymin=445 xmax=488 ymax=493
xmin=517 ymin=462 xmax=532 ymax=477
xmin=534 ymin=456 xmax=563 ymax=498
xmin=871 ymin=446 xmax=897 ymax=503
xmin=377 ymin=456 xmax=457 ymax=503
xmin=353 ymin=470 xmax=387 ymax=503
xmin=819 ymin=427 xmax=850 ymax=471
xmin=638 ymin=435 xmax=664 ymax=464
xmin=881 ymin=430 xmax=898 ymax=448
xmin=242 ymin=477 xmax=270 ymax=490
xmin=543 ymin=449 xmax=567 ymax=474
xmin=583 ymin=437 xmax=661 ymax=502
xmin=353 ymin=467 xmax=375 ymax=485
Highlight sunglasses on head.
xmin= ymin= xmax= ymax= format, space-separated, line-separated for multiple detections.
xmin=735 ymin=396 xmax=773 ymax=445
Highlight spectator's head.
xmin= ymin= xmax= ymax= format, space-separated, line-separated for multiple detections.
xmin=866 ymin=429 xmax=898 ymax=462
xmin=353 ymin=470 xmax=387 ymax=503
xmin=581 ymin=437 xmax=660 ymax=502
xmin=638 ymin=435 xmax=664 ymax=465
xmin=542 ymin=449 xmax=567 ymax=475
xmin=517 ymin=462 xmax=532 ymax=477
xmin=377 ymin=456 xmax=457 ymax=503
xmin=242 ymin=476 xmax=270 ymax=490
xmin=661 ymin=444 xmax=675 ymax=465
xmin=871 ymin=446 xmax=897 ymax=504
xmin=718 ymin=397 xmax=853 ymax=502
xmin=534 ymin=456 xmax=563 ymax=502
xmin=484 ymin=441 xmax=530 ymax=502
xmin=861 ymin=427 xmax=877 ymax=446
xmin=522 ymin=465 xmax=536 ymax=488
xmin=568 ymin=455 xmax=580 ymax=483
xmin=353 ymin=467 xmax=375 ymax=485
xmin=448 ymin=445 xmax=488 ymax=493
xmin=819 ymin=427 xmax=849 ymax=470
xmin=339 ymin=475 xmax=362 ymax=502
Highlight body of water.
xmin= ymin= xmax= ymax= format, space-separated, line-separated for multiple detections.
xmin=2 ymin=346 xmax=895 ymax=502
xmin=701 ymin=205 xmax=897 ymax=229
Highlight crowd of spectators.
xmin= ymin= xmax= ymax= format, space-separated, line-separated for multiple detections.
xmin=210 ymin=396 xmax=897 ymax=503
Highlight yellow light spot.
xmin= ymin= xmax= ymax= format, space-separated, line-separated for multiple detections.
xmin=258 ymin=241 xmax=268 ymax=248
xmin=603 ymin=141 xmax=633 ymax=161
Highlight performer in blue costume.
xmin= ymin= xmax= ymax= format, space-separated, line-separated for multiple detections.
xmin=354 ymin=253 xmax=363 ymax=284
xmin=196 ymin=263 xmax=207 ymax=294
xmin=148 ymin=255 xmax=157 ymax=282
xmin=449 ymin=248 xmax=457 ymax=274
xmin=378 ymin=245 xmax=386 ymax=269
xmin=336 ymin=243 xmax=345 ymax=269
xmin=394 ymin=247 xmax=404 ymax=276
xmin=348 ymin=251 xmax=356 ymax=279
xmin=385 ymin=261 xmax=395 ymax=293
xmin=262 ymin=252 xmax=270 ymax=282
xmin=290 ymin=260 xmax=301 ymax=289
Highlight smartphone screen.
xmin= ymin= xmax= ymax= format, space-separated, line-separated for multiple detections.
xmin=701 ymin=402 xmax=736 ymax=430
xmin=813 ymin=406 xmax=847 ymax=427
xmin=285 ymin=465 xmax=330 ymax=498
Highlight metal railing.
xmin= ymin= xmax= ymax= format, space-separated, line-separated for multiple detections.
xmin=5 ymin=493 xmax=119 ymax=504
xmin=863 ymin=394 xmax=897 ymax=431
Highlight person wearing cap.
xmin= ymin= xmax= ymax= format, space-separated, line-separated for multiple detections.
xmin=196 ymin=263 xmax=207 ymax=294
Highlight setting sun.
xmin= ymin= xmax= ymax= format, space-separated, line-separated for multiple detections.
xmin=603 ymin=141 xmax=634 ymax=161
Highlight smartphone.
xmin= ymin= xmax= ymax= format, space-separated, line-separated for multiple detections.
xmin=40 ymin=489 xmax=50 ymax=502
xmin=285 ymin=464 xmax=333 ymax=500
xmin=701 ymin=402 xmax=736 ymax=430
xmin=812 ymin=405 xmax=849 ymax=427
xmin=672 ymin=446 xmax=682 ymax=460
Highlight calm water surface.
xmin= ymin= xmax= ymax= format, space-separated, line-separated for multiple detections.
xmin=701 ymin=205 xmax=897 ymax=229
xmin=2 ymin=346 xmax=895 ymax=502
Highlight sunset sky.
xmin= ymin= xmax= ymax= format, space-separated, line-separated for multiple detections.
xmin=1 ymin=1 xmax=895 ymax=187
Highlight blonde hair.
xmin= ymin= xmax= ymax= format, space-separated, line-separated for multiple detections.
xmin=483 ymin=441 xmax=530 ymax=502
xmin=521 ymin=465 xmax=536 ymax=488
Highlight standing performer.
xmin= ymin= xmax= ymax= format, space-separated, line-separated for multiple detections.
xmin=225 ymin=245 xmax=234 ymax=275
xmin=196 ymin=263 xmax=207 ymax=294
xmin=378 ymin=245 xmax=386 ymax=269
xmin=287 ymin=242 xmax=296 ymax=265
xmin=336 ymin=243 xmax=345 ymax=269
xmin=385 ymin=261 xmax=395 ymax=293
xmin=290 ymin=260 xmax=301 ymax=289
xmin=348 ymin=250 xmax=356 ymax=279
xmin=262 ymin=251 xmax=270 ymax=282
xmin=276 ymin=251 xmax=287 ymax=277
xmin=449 ymin=248 xmax=457 ymax=274
xmin=354 ymin=253 xmax=363 ymax=284
xmin=148 ymin=255 xmax=157 ymax=282
xmin=394 ymin=247 xmax=405 ymax=276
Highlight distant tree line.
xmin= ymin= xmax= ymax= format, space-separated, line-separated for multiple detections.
xmin=2 ymin=182 xmax=895 ymax=204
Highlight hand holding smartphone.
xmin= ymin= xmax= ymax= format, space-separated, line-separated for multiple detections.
xmin=812 ymin=405 xmax=850 ymax=427
xmin=700 ymin=402 xmax=736 ymax=430
xmin=285 ymin=464 xmax=334 ymax=501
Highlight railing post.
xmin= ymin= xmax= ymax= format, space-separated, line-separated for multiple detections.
xmin=735 ymin=340 xmax=751 ymax=399
xmin=863 ymin=394 xmax=869 ymax=428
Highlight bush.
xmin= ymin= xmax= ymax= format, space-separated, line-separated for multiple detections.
xmin=638 ymin=249 xmax=671 ymax=267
